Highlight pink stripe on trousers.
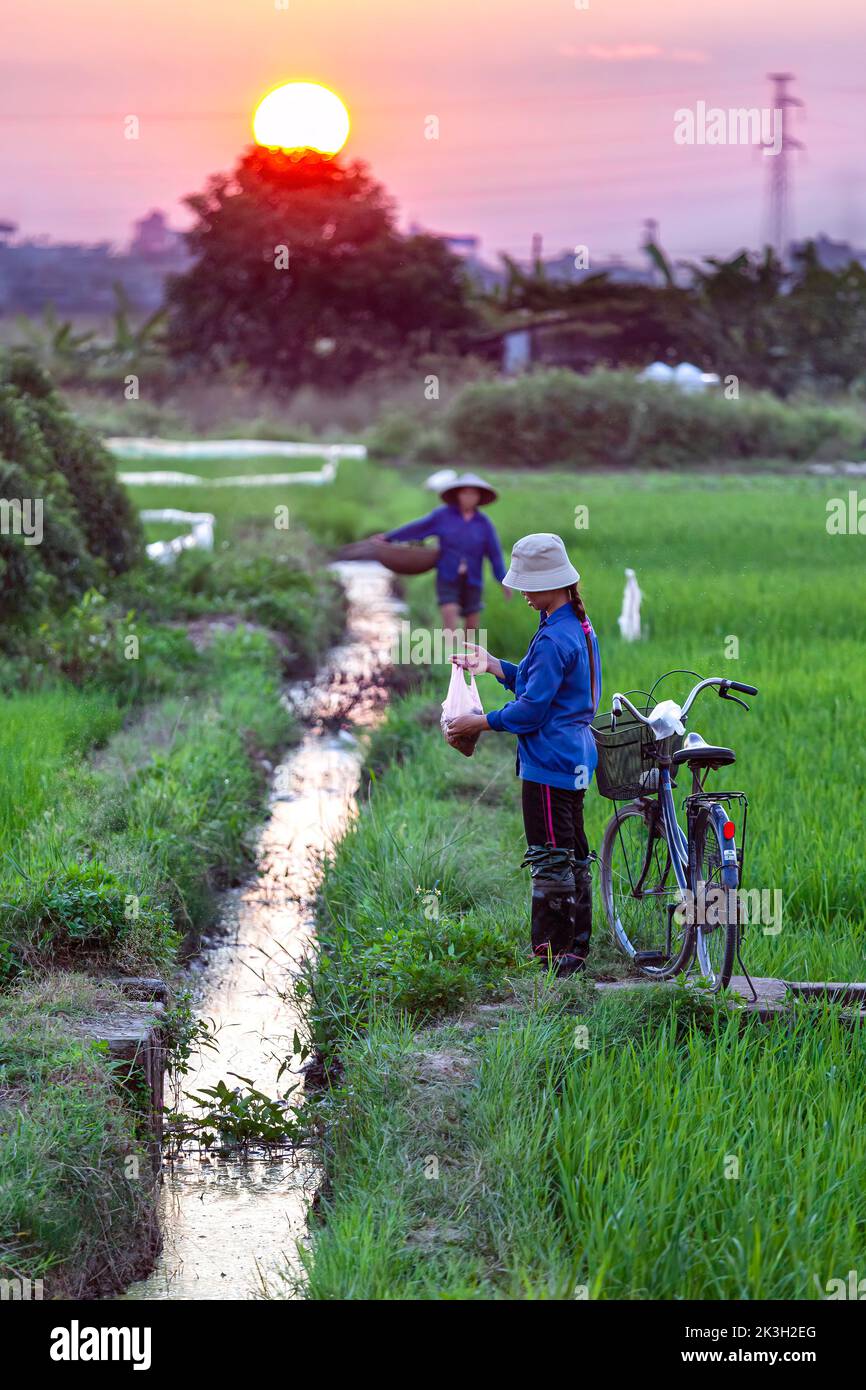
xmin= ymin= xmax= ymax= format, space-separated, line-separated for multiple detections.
xmin=543 ymin=785 xmax=556 ymax=845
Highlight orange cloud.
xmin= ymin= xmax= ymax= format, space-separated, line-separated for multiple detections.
xmin=560 ymin=43 xmax=709 ymax=64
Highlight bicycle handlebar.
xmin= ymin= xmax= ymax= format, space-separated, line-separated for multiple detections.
xmin=610 ymin=692 xmax=654 ymax=725
xmin=610 ymin=676 xmax=759 ymax=729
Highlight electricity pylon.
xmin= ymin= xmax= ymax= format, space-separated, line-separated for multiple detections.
xmin=764 ymin=73 xmax=804 ymax=262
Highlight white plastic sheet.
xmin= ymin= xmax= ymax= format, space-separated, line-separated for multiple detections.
xmin=139 ymin=509 xmax=215 ymax=565
xmin=636 ymin=362 xmax=721 ymax=393
xmin=107 ymin=438 xmax=366 ymax=460
xmin=118 ymin=463 xmax=338 ymax=488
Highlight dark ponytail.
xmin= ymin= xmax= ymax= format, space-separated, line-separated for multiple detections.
xmin=567 ymin=583 xmax=598 ymax=710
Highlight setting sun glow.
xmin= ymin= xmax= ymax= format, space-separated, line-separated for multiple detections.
xmin=252 ymin=82 xmax=350 ymax=156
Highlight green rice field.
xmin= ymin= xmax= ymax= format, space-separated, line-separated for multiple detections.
xmin=81 ymin=446 xmax=866 ymax=1298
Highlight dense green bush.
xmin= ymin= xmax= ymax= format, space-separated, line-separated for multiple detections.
xmin=0 ymin=400 xmax=97 ymax=618
xmin=0 ymin=352 xmax=143 ymax=638
xmin=32 ymin=588 xmax=196 ymax=694
xmin=118 ymin=532 xmax=346 ymax=676
xmin=2 ymin=861 xmax=177 ymax=978
xmin=446 ymin=369 xmax=866 ymax=469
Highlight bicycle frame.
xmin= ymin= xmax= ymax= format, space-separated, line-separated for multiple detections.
xmin=630 ymin=736 xmax=748 ymax=887
xmin=657 ymin=762 xmax=689 ymax=892
xmin=618 ymin=759 xmax=689 ymax=925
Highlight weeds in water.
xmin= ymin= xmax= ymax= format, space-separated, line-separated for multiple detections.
xmin=167 ymin=1076 xmax=303 ymax=1153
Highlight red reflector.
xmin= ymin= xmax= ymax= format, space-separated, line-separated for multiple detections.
xmin=723 ymin=820 xmax=736 ymax=840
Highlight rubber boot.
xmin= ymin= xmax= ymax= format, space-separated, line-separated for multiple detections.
xmin=522 ymin=845 xmax=577 ymax=963
xmin=572 ymin=855 xmax=593 ymax=963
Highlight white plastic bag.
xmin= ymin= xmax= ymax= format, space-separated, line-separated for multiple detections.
xmin=441 ymin=664 xmax=484 ymax=758
xmin=648 ymin=699 xmax=685 ymax=739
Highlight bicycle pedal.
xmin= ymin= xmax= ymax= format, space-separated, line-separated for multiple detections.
xmin=634 ymin=949 xmax=668 ymax=966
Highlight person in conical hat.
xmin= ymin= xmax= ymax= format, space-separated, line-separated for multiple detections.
xmin=446 ymin=533 xmax=602 ymax=977
xmin=379 ymin=471 xmax=510 ymax=636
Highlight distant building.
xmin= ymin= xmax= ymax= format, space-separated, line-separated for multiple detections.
xmin=474 ymin=312 xmax=633 ymax=376
xmin=788 ymin=233 xmax=866 ymax=272
xmin=502 ymin=328 xmax=532 ymax=375
xmin=540 ymin=250 xmax=655 ymax=287
xmin=408 ymin=221 xmax=503 ymax=292
xmin=130 ymin=209 xmax=185 ymax=260
xmin=409 ymin=223 xmax=480 ymax=259
xmin=0 ymin=211 xmax=189 ymax=315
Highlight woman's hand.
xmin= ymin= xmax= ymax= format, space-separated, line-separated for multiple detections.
xmin=446 ymin=713 xmax=488 ymax=743
xmin=451 ymin=644 xmax=503 ymax=680
xmin=501 ymin=584 xmax=513 ymax=602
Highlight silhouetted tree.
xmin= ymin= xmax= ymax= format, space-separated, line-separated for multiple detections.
xmin=489 ymin=239 xmax=866 ymax=395
xmin=641 ymin=242 xmax=866 ymax=395
xmin=166 ymin=148 xmax=476 ymax=387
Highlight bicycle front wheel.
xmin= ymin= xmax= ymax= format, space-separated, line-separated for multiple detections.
xmin=599 ymin=801 xmax=693 ymax=979
xmin=690 ymin=808 xmax=738 ymax=991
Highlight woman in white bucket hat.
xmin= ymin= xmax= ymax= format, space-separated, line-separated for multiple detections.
xmin=447 ymin=533 xmax=602 ymax=976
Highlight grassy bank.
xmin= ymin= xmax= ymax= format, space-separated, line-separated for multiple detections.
xmin=0 ymin=519 xmax=346 ymax=1294
xmin=1 ymin=533 xmax=345 ymax=982
xmin=0 ymin=975 xmax=158 ymax=1298
xmin=1 ymin=628 xmax=287 ymax=982
xmin=304 ymin=983 xmax=866 ymax=1299
xmin=290 ymin=464 xmax=865 ymax=1299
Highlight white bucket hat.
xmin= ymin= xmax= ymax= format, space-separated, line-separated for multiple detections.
xmin=503 ymin=533 xmax=580 ymax=591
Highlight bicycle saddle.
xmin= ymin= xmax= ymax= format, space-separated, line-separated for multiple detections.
xmin=671 ymin=743 xmax=736 ymax=769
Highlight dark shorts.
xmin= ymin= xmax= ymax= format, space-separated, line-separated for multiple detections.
xmin=436 ymin=574 xmax=483 ymax=616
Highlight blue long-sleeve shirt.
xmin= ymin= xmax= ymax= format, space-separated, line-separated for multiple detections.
xmin=486 ymin=604 xmax=602 ymax=791
xmin=385 ymin=505 xmax=506 ymax=588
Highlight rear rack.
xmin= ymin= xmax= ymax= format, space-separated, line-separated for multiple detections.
xmin=684 ymin=790 xmax=749 ymax=879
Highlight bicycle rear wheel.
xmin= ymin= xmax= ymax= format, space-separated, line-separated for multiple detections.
xmin=690 ymin=808 xmax=738 ymax=991
xmin=599 ymin=801 xmax=693 ymax=978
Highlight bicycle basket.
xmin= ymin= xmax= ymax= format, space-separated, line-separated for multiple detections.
xmin=592 ymin=709 xmax=681 ymax=800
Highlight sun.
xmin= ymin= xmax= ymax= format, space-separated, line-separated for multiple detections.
xmin=252 ymin=82 xmax=350 ymax=156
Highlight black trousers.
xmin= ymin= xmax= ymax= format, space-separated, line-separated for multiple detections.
xmin=521 ymin=780 xmax=592 ymax=959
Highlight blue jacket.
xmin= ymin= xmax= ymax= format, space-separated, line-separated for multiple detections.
xmin=486 ymin=604 xmax=602 ymax=791
xmin=385 ymin=505 xmax=506 ymax=589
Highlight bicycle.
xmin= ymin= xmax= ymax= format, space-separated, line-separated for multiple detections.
xmin=592 ymin=672 xmax=759 ymax=991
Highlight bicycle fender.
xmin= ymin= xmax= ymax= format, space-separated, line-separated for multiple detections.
xmin=707 ymin=802 xmax=739 ymax=888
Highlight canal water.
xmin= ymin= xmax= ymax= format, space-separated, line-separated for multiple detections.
xmin=123 ymin=562 xmax=399 ymax=1300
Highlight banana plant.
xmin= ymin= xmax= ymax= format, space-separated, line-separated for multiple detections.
xmin=13 ymin=304 xmax=96 ymax=362
xmin=108 ymin=282 xmax=167 ymax=360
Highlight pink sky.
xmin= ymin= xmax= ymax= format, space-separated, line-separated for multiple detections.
xmin=3 ymin=0 xmax=866 ymax=263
